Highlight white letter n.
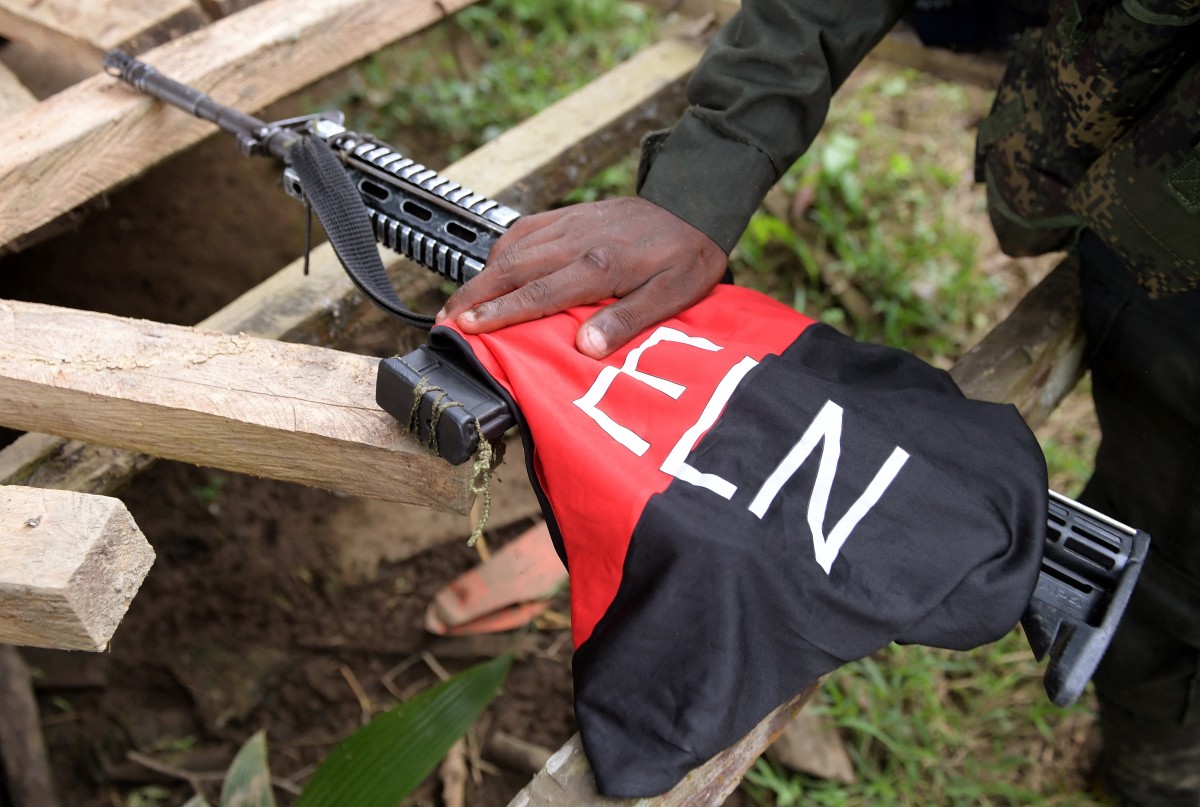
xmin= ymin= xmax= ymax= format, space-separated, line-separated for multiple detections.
xmin=748 ymin=400 xmax=909 ymax=574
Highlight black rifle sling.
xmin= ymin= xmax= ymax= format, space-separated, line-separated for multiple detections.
xmin=287 ymin=135 xmax=435 ymax=329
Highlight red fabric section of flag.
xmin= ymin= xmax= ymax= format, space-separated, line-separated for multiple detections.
xmin=447 ymin=285 xmax=815 ymax=645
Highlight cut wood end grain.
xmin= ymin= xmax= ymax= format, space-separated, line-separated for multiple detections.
xmin=0 ymin=486 xmax=155 ymax=651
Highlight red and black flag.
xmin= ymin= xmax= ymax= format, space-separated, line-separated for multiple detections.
xmin=432 ymin=284 xmax=1046 ymax=797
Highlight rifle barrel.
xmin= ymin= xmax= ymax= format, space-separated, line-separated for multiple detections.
xmin=103 ymin=50 xmax=292 ymax=159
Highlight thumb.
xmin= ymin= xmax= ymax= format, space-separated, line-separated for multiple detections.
xmin=577 ymin=297 xmax=654 ymax=359
xmin=576 ymin=321 xmax=610 ymax=359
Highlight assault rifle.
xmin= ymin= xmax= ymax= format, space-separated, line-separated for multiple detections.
xmin=104 ymin=48 xmax=517 ymax=459
xmin=104 ymin=49 xmax=1148 ymax=708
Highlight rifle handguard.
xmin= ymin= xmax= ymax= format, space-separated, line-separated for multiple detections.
xmin=281 ymin=119 xmax=519 ymax=286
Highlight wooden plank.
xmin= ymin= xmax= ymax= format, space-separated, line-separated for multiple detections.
xmin=0 ymin=58 xmax=35 ymax=118
xmin=0 ymin=0 xmax=484 ymax=250
xmin=0 ymin=0 xmax=207 ymax=53
xmin=950 ymin=255 xmax=1085 ymax=430
xmin=0 ymin=41 xmax=106 ymax=250
xmin=509 ymin=685 xmax=817 ymax=805
xmin=0 ymin=0 xmax=208 ymax=86
xmin=0 ymin=434 xmax=157 ymax=496
xmin=0 ymin=35 xmax=701 ymax=495
xmin=0 ymin=299 xmax=473 ymax=511
xmin=0 ymin=485 xmax=154 ymax=651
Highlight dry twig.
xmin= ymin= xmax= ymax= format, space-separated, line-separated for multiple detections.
xmin=338 ymin=664 xmax=373 ymax=724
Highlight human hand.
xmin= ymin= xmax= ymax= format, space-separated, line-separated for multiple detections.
xmin=435 ymin=197 xmax=728 ymax=359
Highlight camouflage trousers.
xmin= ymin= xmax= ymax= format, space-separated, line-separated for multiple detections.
xmin=1075 ymin=231 xmax=1200 ymax=805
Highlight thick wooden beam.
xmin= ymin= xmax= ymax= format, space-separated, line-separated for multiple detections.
xmin=0 ymin=40 xmax=105 ymax=253
xmin=0 ymin=35 xmax=701 ymax=495
xmin=0 ymin=0 xmax=208 ymax=86
xmin=509 ymin=685 xmax=817 ymax=806
xmin=0 ymin=485 xmax=154 ymax=651
xmin=950 ymin=256 xmax=1085 ymax=429
xmin=0 ymin=0 xmax=483 ymax=249
xmin=0 ymin=299 xmax=472 ymax=511
xmin=0 ymin=434 xmax=157 ymax=496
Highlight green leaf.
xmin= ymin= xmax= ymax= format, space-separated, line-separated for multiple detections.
xmin=295 ymin=654 xmax=513 ymax=807
xmin=819 ymin=133 xmax=859 ymax=178
xmin=219 ymin=731 xmax=275 ymax=807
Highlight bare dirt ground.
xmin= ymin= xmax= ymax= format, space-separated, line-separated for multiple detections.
xmin=31 ymin=461 xmax=575 ymax=807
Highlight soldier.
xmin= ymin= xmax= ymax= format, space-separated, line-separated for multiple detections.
xmin=438 ymin=1 xmax=1200 ymax=803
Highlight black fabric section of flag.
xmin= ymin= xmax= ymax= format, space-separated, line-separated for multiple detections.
xmin=574 ymin=323 xmax=1047 ymax=797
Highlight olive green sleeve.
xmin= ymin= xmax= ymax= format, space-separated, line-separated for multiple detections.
xmin=638 ymin=0 xmax=910 ymax=253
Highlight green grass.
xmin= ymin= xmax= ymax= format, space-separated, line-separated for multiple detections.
xmin=1038 ymin=377 xmax=1100 ymax=498
xmin=730 ymin=68 xmax=1002 ymax=366
xmin=744 ymin=633 xmax=1102 ymax=806
xmin=331 ymin=0 xmax=659 ymax=162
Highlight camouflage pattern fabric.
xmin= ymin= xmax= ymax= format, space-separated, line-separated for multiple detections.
xmin=976 ymin=0 xmax=1200 ymax=296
